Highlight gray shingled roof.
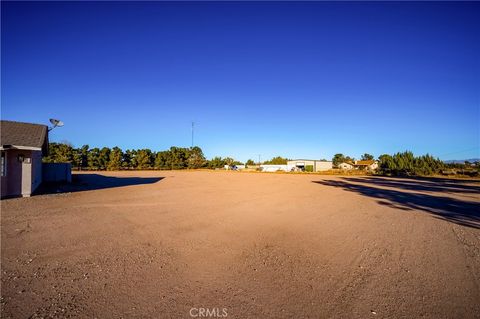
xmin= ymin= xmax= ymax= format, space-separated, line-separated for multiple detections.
xmin=1 ymin=120 xmax=48 ymax=149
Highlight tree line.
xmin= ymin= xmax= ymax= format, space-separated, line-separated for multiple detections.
xmin=44 ymin=143 xmax=221 ymax=170
xmin=44 ymin=143 xmax=269 ymax=170
xmin=333 ymin=151 xmax=478 ymax=176
xmin=44 ymin=143 xmax=477 ymax=176
xmin=43 ymin=142 xmax=279 ymax=170
xmin=377 ymin=151 xmax=445 ymax=176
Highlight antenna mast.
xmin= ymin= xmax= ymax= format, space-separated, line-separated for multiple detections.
xmin=191 ymin=121 xmax=194 ymax=148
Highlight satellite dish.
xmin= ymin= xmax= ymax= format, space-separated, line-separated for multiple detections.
xmin=48 ymin=118 xmax=64 ymax=131
xmin=49 ymin=118 xmax=64 ymax=127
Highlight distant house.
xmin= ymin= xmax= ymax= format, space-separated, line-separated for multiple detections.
xmin=337 ymin=160 xmax=378 ymax=171
xmin=338 ymin=162 xmax=354 ymax=170
xmin=1 ymin=120 xmax=48 ymax=198
xmin=354 ymin=160 xmax=378 ymax=171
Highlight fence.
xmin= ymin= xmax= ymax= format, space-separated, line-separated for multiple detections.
xmin=43 ymin=163 xmax=72 ymax=183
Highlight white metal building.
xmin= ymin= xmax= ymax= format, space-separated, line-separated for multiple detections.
xmin=287 ymin=159 xmax=333 ymax=172
xmin=260 ymin=164 xmax=291 ymax=172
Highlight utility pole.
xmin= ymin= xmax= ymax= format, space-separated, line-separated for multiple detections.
xmin=191 ymin=122 xmax=194 ymax=148
xmin=258 ymin=154 xmax=261 ymax=165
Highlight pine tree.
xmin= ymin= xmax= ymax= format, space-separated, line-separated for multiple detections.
xmin=107 ymin=147 xmax=123 ymax=170
xmin=136 ymin=149 xmax=152 ymax=169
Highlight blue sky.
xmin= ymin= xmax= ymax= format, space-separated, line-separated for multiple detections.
xmin=2 ymin=2 xmax=479 ymax=161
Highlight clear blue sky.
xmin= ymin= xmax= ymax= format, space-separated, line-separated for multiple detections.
xmin=2 ymin=1 xmax=479 ymax=161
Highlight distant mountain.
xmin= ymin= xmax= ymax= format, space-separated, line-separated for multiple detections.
xmin=444 ymin=158 xmax=480 ymax=164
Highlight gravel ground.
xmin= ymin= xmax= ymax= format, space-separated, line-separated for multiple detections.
xmin=1 ymin=171 xmax=479 ymax=318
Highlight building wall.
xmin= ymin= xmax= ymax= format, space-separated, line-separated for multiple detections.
xmin=1 ymin=149 xmax=35 ymax=198
xmin=31 ymin=150 xmax=43 ymax=193
xmin=314 ymin=161 xmax=333 ymax=171
xmin=287 ymin=160 xmax=315 ymax=167
xmin=339 ymin=163 xmax=354 ymax=170
xmin=1 ymin=151 xmax=6 ymax=198
xmin=1 ymin=153 xmax=7 ymax=198
xmin=21 ymin=158 xmax=33 ymax=197
xmin=287 ymin=160 xmax=333 ymax=171
xmin=0 ymin=174 xmax=6 ymax=198
xmin=260 ymin=164 xmax=290 ymax=172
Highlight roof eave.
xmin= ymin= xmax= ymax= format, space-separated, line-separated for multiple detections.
xmin=0 ymin=145 xmax=42 ymax=151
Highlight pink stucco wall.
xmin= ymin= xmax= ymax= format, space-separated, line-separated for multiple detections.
xmin=0 ymin=149 xmax=40 ymax=198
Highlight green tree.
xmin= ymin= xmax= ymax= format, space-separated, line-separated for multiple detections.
xmin=263 ymin=156 xmax=288 ymax=165
xmin=187 ymin=146 xmax=206 ymax=169
xmin=154 ymin=150 xmax=170 ymax=170
xmin=42 ymin=143 xmax=58 ymax=163
xmin=72 ymin=148 xmax=83 ymax=169
xmin=108 ymin=147 xmax=123 ymax=170
xmin=378 ymin=151 xmax=444 ymax=176
xmin=332 ymin=153 xmax=345 ymax=167
xmin=78 ymin=145 xmax=89 ymax=170
xmin=224 ymin=157 xmax=235 ymax=166
xmin=98 ymin=147 xmax=111 ymax=170
xmin=59 ymin=142 xmax=75 ymax=162
xmin=122 ymin=149 xmax=136 ymax=169
xmin=168 ymin=147 xmax=188 ymax=169
xmin=378 ymin=154 xmax=393 ymax=175
xmin=87 ymin=148 xmax=101 ymax=170
xmin=361 ymin=153 xmax=374 ymax=161
xmin=44 ymin=142 xmax=75 ymax=163
xmin=246 ymin=159 xmax=255 ymax=166
xmin=136 ymin=149 xmax=152 ymax=169
xmin=207 ymin=157 xmax=226 ymax=169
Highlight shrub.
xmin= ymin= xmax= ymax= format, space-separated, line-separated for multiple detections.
xmin=378 ymin=151 xmax=444 ymax=176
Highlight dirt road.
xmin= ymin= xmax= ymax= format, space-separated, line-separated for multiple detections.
xmin=1 ymin=171 xmax=479 ymax=318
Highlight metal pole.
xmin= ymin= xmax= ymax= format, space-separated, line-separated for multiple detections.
xmin=191 ymin=122 xmax=194 ymax=148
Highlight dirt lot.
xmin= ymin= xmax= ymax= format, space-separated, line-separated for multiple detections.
xmin=1 ymin=171 xmax=479 ymax=318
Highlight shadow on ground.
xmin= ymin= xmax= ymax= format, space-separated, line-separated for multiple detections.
xmin=313 ymin=178 xmax=480 ymax=229
xmin=342 ymin=176 xmax=480 ymax=194
xmin=38 ymin=174 xmax=164 ymax=194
